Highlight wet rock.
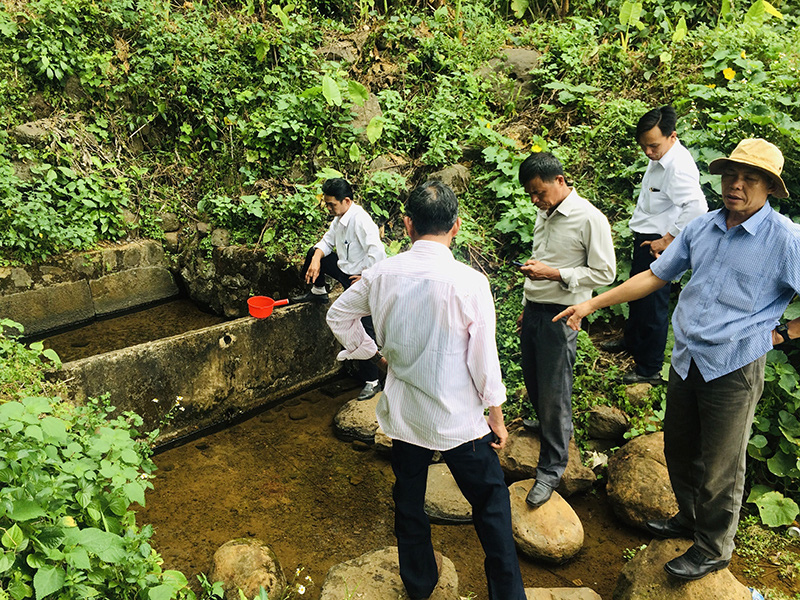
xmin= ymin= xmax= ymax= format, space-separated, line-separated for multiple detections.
xmin=12 ymin=119 xmax=53 ymax=145
xmin=63 ymin=75 xmax=86 ymax=102
xmin=525 ymin=588 xmax=602 ymax=599
xmin=288 ymin=407 xmax=308 ymax=421
xmin=614 ymin=539 xmax=750 ymax=600
xmin=316 ymin=40 xmax=359 ymax=63
xmin=477 ymin=47 xmax=542 ymax=110
xmin=367 ymin=153 xmax=410 ymax=177
xmin=585 ymin=438 xmax=617 ymax=454
xmin=497 ymin=422 xmax=595 ymax=497
xmin=625 ymin=383 xmax=653 ymax=407
xmin=209 ymin=538 xmax=287 ymax=600
xmin=11 ymin=268 xmax=33 ymax=289
xmin=164 ymin=231 xmax=179 ymax=253
xmin=606 ymin=433 xmax=677 ymax=530
xmin=12 ymin=160 xmax=33 ymax=182
xmin=122 ymin=209 xmax=140 ymax=228
xmin=498 ymin=48 xmax=542 ymax=81
xmin=334 ymin=395 xmax=380 ymax=443
xmin=352 ymin=440 xmax=370 ymax=452
xmin=196 ymin=221 xmax=211 ymax=236
xmin=319 ymin=546 xmax=458 ymax=600
xmin=428 ymin=164 xmax=471 ymax=196
xmin=509 ymin=480 xmax=583 ymax=564
xmin=374 ymin=426 xmax=393 ymax=455
xmin=586 ymin=405 xmax=629 ymax=440
xmin=210 ymin=228 xmax=231 ymax=247
xmin=424 ymin=463 xmax=472 ymax=524
xmin=158 ymin=212 xmax=180 ymax=232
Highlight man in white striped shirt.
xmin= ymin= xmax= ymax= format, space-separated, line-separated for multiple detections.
xmin=326 ymin=181 xmax=526 ymax=600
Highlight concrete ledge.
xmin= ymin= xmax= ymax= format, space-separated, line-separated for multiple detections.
xmin=90 ymin=266 xmax=178 ymax=316
xmin=62 ymin=301 xmax=341 ymax=443
xmin=0 ymin=280 xmax=94 ymax=336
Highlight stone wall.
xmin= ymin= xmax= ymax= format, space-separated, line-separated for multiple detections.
xmin=62 ymin=301 xmax=341 ymax=444
xmin=0 ymin=240 xmax=178 ymax=336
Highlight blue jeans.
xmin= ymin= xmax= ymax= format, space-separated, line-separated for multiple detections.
xmin=391 ymin=434 xmax=526 ymax=600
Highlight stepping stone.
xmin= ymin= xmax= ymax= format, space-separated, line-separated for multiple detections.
xmin=209 ymin=538 xmax=286 ymax=600
xmin=509 ymin=480 xmax=584 ymax=564
xmin=319 ymin=546 xmax=459 ymax=600
xmin=525 ymin=588 xmax=602 ymax=599
xmin=333 ymin=394 xmax=380 ymax=443
xmin=424 ymin=463 xmax=472 ymax=524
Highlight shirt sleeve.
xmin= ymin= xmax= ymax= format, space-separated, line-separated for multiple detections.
xmin=665 ymin=166 xmax=708 ymax=237
xmin=325 ymin=277 xmax=378 ymax=361
xmin=314 ymin=221 xmax=337 ymax=257
xmin=559 ymin=212 xmax=617 ymax=291
xmin=465 ymin=278 xmax=506 ymax=407
xmin=355 ymin=213 xmax=387 ymax=269
xmin=651 ymin=221 xmax=693 ymax=282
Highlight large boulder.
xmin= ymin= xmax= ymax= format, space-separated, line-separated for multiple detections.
xmin=334 ymin=394 xmax=381 ymax=443
xmin=497 ymin=422 xmax=596 ymax=497
xmin=606 ymin=433 xmax=678 ymax=530
xmin=509 ymin=480 xmax=584 ymax=564
xmin=319 ymin=546 xmax=459 ymax=600
xmin=424 ymin=463 xmax=472 ymax=524
xmin=585 ymin=405 xmax=630 ymax=441
xmin=209 ymin=539 xmax=287 ymax=600
xmin=428 ymin=164 xmax=471 ymax=196
xmin=613 ymin=539 xmax=750 ymax=600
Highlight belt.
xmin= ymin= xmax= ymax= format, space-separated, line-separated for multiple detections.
xmin=525 ymin=302 xmax=569 ymax=314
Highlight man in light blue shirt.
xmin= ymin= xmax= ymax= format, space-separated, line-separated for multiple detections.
xmin=555 ymin=139 xmax=800 ymax=581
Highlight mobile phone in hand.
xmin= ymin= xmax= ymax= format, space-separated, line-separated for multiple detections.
xmin=512 ymin=260 xmax=525 ymax=267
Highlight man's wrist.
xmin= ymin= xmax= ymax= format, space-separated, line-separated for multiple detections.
xmin=776 ymin=323 xmax=790 ymax=343
xmin=369 ymin=351 xmax=383 ymax=365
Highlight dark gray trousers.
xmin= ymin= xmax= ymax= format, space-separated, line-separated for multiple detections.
xmin=664 ymin=355 xmax=766 ymax=560
xmin=520 ymin=302 xmax=578 ymax=487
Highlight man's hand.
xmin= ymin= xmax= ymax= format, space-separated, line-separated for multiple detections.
xmin=516 ymin=311 xmax=524 ymax=335
xmin=553 ymin=301 xmax=595 ymax=331
xmin=520 ymin=260 xmax=561 ymax=282
xmin=349 ymin=274 xmax=362 ymax=284
xmin=488 ymin=406 xmax=508 ymax=450
xmin=305 ymin=256 xmax=322 ymax=284
xmin=640 ymin=233 xmax=675 ymax=258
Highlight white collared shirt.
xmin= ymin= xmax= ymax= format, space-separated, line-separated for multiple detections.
xmin=629 ymin=140 xmax=708 ymax=236
xmin=314 ymin=203 xmax=386 ymax=275
xmin=523 ymin=188 xmax=616 ymax=306
xmin=326 ymin=240 xmax=505 ymax=451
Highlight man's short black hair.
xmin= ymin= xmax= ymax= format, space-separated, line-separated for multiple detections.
xmin=518 ymin=152 xmax=565 ymax=186
xmin=636 ymin=105 xmax=677 ymax=141
xmin=405 ymin=181 xmax=458 ymax=236
xmin=321 ymin=177 xmax=353 ymax=202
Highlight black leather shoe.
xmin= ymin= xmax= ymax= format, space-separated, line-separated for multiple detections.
xmin=622 ymin=369 xmax=664 ymax=385
xmin=525 ymin=480 xmax=554 ymax=508
xmin=600 ymin=337 xmax=627 ymax=353
xmin=522 ymin=418 xmax=540 ymax=433
xmin=664 ymin=545 xmax=730 ymax=580
xmin=645 ymin=516 xmax=693 ymax=539
xmin=290 ymin=291 xmax=329 ymax=304
xmin=357 ymin=382 xmax=381 ymax=401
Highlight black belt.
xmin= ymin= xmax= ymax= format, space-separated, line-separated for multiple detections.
xmin=526 ymin=302 xmax=569 ymax=314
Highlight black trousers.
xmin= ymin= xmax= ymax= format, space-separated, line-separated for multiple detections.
xmin=391 ymin=434 xmax=526 ymax=600
xmin=302 ymin=247 xmax=379 ymax=382
xmin=624 ymin=232 xmax=670 ymax=376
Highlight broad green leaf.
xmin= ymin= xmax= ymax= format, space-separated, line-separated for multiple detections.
xmin=321 ymin=76 xmax=342 ymax=107
xmin=0 ymin=553 xmax=14 ymax=573
xmin=77 ymin=528 xmax=126 ymax=563
xmin=22 ymin=397 xmax=52 ymax=415
xmin=720 ymin=0 xmax=731 ymax=19
xmin=41 ymin=349 xmax=60 ymax=365
xmin=149 ymin=585 xmax=175 ymax=600
xmin=366 ymin=116 xmax=385 ymax=144
xmin=65 ymin=548 xmax=91 ymax=570
xmin=768 ymin=450 xmax=797 ymax=477
xmin=672 ymin=17 xmax=687 ymax=43
xmin=0 ymin=12 xmax=19 ymax=37
xmin=34 ymin=565 xmax=65 ymax=600
xmin=659 ymin=51 xmax=672 ymax=63
xmin=347 ymin=80 xmax=368 ymax=106
xmin=753 ymin=490 xmax=799 ymax=527
xmin=37 ymin=527 xmax=64 ymax=549
xmin=0 ymin=401 xmax=25 ymax=422
xmin=763 ymin=0 xmax=783 ymax=18
xmin=163 ymin=570 xmax=188 ymax=588
xmin=255 ymin=39 xmax=268 ymax=63
xmin=511 ymin=0 xmax=529 ymax=18
xmin=40 ymin=416 xmax=67 ymax=444
xmin=2 ymin=523 xmax=25 ymax=549
xmin=348 ymin=142 xmax=361 ymax=162
xmin=9 ymin=500 xmax=46 ymax=522
xmin=124 ymin=481 xmax=146 ymax=507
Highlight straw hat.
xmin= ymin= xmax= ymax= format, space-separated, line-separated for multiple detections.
xmin=708 ymin=138 xmax=789 ymax=198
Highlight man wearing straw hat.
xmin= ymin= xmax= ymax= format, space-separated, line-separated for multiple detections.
xmin=554 ymin=138 xmax=800 ymax=580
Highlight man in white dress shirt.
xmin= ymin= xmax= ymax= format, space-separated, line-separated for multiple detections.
xmin=604 ymin=106 xmax=707 ymax=384
xmin=293 ymin=177 xmax=387 ymax=400
xmin=326 ymin=181 xmax=526 ymax=600
xmin=517 ymin=152 xmax=616 ymax=509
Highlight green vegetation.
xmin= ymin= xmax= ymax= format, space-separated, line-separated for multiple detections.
xmin=2 ymin=0 xmax=800 ymax=593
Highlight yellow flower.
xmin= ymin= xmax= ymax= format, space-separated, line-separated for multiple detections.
xmin=485 ymin=122 xmax=491 ymax=129
xmin=741 ymin=50 xmax=747 ymax=59
xmin=706 ymin=83 xmax=716 ymax=89
xmin=723 ymin=67 xmax=736 ymax=80
xmin=531 ymin=144 xmax=542 ymax=152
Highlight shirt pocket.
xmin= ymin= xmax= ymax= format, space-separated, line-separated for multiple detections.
xmin=644 ymin=191 xmax=672 ymax=214
xmin=717 ymin=268 xmax=764 ymax=313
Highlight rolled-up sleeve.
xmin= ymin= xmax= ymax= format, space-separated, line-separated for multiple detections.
xmin=559 ymin=212 xmax=616 ymax=291
xmin=326 ymin=279 xmax=378 ymax=361
xmin=667 ymin=167 xmax=707 ymax=237
xmin=314 ymin=222 xmax=336 ymax=257
xmin=465 ymin=279 xmax=506 ymax=407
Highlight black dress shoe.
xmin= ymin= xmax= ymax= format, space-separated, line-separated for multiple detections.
xmin=525 ymin=480 xmax=554 ymax=508
xmin=522 ymin=418 xmax=540 ymax=433
xmin=664 ymin=544 xmax=730 ymax=580
xmin=622 ymin=369 xmax=664 ymax=385
xmin=290 ymin=291 xmax=329 ymax=304
xmin=644 ymin=516 xmax=694 ymax=539
xmin=600 ymin=337 xmax=627 ymax=353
